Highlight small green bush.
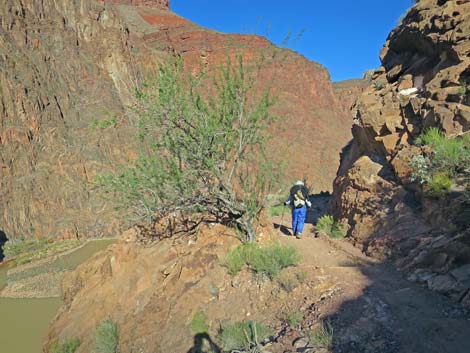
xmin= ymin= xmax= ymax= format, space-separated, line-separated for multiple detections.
xmin=190 ymin=310 xmax=209 ymax=334
xmin=223 ymin=245 xmax=247 ymax=276
xmin=223 ymin=242 xmax=301 ymax=278
xmin=316 ymin=215 xmax=347 ymax=239
xmin=51 ymin=338 xmax=81 ymax=353
xmin=416 ymin=128 xmax=468 ymax=170
xmin=426 ymin=172 xmax=453 ymax=197
xmin=417 ymin=127 xmax=443 ymax=147
xmin=287 ymin=310 xmax=303 ymax=327
xmin=307 ymin=321 xmax=333 ymax=349
xmin=412 ymin=128 xmax=470 ymax=197
xmin=217 ymin=321 xmax=271 ymax=351
xmin=93 ymin=319 xmax=119 ymax=353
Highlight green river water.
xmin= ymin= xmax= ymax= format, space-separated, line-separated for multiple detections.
xmin=0 ymin=239 xmax=115 ymax=353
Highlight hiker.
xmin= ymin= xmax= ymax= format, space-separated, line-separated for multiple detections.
xmin=285 ymin=180 xmax=311 ymax=238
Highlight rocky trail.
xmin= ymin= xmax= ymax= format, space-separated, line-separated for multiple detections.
xmin=271 ymin=206 xmax=470 ymax=353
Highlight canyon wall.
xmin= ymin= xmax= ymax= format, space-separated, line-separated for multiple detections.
xmin=332 ymin=0 xmax=470 ymax=306
xmin=1 ymin=0 xmax=353 ymax=240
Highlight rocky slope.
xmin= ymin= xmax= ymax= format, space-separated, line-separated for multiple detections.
xmin=332 ymin=0 xmax=470 ymax=307
xmin=1 ymin=0 xmax=353 ymax=241
xmin=44 ymin=225 xmax=337 ymax=353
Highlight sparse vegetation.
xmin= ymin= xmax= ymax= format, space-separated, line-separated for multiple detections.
xmin=296 ymin=269 xmax=308 ymax=283
xmin=277 ymin=272 xmax=300 ymax=292
xmin=458 ymin=79 xmax=468 ymax=96
xmin=427 ymin=172 xmax=453 ymax=197
xmin=307 ymin=321 xmax=333 ymax=349
xmin=50 ymin=338 xmax=81 ymax=353
xmin=190 ymin=310 xmax=209 ymax=334
xmin=277 ymin=269 xmax=307 ymax=292
xmin=90 ymin=117 xmax=117 ymax=129
xmin=217 ymin=320 xmax=271 ymax=351
xmin=411 ymin=128 xmax=470 ymax=197
xmin=4 ymin=238 xmax=81 ymax=267
xmin=93 ymin=319 xmax=119 ymax=353
xmin=268 ymin=203 xmax=287 ymax=217
xmin=373 ymin=80 xmax=386 ymax=90
xmin=223 ymin=242 xmax=301 ymax=278
xmin=287 ymin=310 xmax=303 ymax=327
xmin=95 ymin=56 xmax=280 ymax=242
xmin=316 ymin=215 xmax=347 ymax=239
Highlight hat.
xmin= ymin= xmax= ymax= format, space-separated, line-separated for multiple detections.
xmin=295 ymin=180 xmax=304 ymax=186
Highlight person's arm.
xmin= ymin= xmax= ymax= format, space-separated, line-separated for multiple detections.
xmin=302 ymin=186 xmax=312 ymax=207
xmin=284 ymin=194 xmax=292 ymax=205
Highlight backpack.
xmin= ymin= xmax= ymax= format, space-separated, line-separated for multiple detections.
xmin=290 ymin=185 xmax=307 ymax=207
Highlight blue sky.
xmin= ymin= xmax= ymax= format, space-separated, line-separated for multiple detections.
xmin=171 ymin=0 xmax=414 ymax=82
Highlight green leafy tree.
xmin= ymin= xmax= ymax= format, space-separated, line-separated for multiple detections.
xmin=97 ymin=56 xmax=279 ymax=241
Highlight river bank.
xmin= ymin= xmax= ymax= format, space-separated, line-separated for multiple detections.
xmin=0 ymin=238 xmax=116 ymax=353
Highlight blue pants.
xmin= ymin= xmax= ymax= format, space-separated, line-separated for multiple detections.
xmin=292 ymin=206 xmax=307 ymax=234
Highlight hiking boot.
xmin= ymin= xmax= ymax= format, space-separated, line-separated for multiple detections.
xmin=296 ymin=233 xmax=302 ymax=239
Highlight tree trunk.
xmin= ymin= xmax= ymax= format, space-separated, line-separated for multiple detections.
xmin=236 ymin=215 xmax=256 ymax=242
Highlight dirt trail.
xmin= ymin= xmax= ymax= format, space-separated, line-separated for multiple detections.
xmin=272 ymin=213 xmax=470 ymax=353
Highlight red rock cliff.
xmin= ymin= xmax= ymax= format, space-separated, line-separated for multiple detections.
xmin=0 ymin=0 xmax=352 ymax=240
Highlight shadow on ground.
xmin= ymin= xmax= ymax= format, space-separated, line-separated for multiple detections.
xmin=186 ymin=333 xmax=221 ymax=353
xmin=321 ymin=262 xmax=470 ymax=353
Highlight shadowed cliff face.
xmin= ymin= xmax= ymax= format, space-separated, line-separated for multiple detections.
xmin=332 ymin=0 xmax=470 ymax=307
xmin=1 ymin=0 xmax=353 ymax=240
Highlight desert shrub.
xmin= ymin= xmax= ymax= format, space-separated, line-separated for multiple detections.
xmin=426 ymin=172 xmax=453 ymax=197
xmin=95 ymin=56 xmax=280 ymax=242
xmin=307 ymin=321 xmax=333 ymax=349
xmin=411 ymin=128 xmax=470 ymax=197
xmin=410 ymin=154 xmax=432 ymax=184
xmin=277 ymin=272 xmax=299 ymax=292
xmin=287 ymin=310 xmax=303 ymax=327
xmin=223 ymin=242 xmax=301 ymax=278
xmin=93 ymin=319 xmax=119 ymax=353
xmin=190 ymin=310 xmax=209 ymax=334
xmin=51 ymin=338 xmax=81 ymax=353
xmin=416 ymin=128 xmax=468 ymax=171
xmin=296 ymin=269 xmax=308 ymax=283
xmin=316 ymin=215 xmax=347 ymax=239
xmin=416 ymin=127 xmax=443 ymax=147
xmin=217 ymin=321 xmax=271 ymax=351
xmin=224 ymin=245 xmax=247 ymax=276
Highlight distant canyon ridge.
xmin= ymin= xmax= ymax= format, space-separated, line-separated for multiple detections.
xmin=0 ymin=0 xmax=363 ymax=240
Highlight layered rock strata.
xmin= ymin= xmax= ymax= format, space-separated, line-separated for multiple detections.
xmin=1 ymin=0 xmax=352 ymax=240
